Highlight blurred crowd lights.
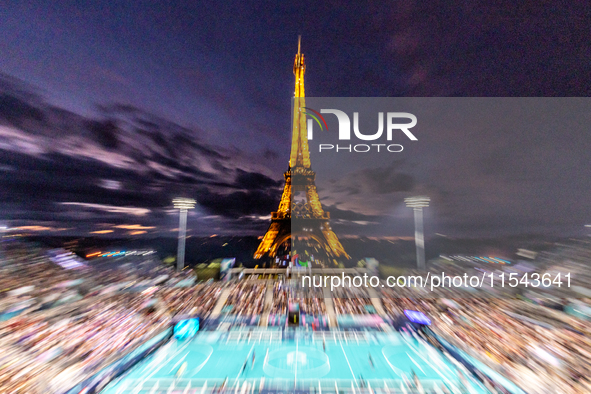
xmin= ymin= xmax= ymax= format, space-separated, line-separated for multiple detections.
xmin=440 ymin=254 xmax=512 ymax=264
xmin=86 ymin=250 xmax=157 ymax=258
xmin=47 ymin=249 xmax=86 ymax=269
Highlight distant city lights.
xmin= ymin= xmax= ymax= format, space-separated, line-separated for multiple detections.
xmin=440 ymin=255 xmax=511 ymax=264
xmin=86 ymin=250 xmax=157 ymax=258
xmin=90 ymin=230 xmax=114 ymax=234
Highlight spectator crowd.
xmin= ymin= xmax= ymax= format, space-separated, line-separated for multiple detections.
xmin=2 ymin=240 xmax=591 ymax=393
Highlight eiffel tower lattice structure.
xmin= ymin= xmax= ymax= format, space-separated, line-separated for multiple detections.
xmin=254 ymin=37 xmax=349 ymax=266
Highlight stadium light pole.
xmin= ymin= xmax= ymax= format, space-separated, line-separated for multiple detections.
xmin=173 ymin=198 xmax=196 ymax=271
xmin=405 ymin=196 xmax=430 ymax=271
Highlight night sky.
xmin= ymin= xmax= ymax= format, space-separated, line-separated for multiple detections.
xmin=0 ymin=1 xmax=590 ymax=239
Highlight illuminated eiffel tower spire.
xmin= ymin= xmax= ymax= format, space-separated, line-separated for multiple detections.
xmin=290 ymin=35 xmax=310 ymax=169
xmin=254 ymin=37 xmax=349 ymax=264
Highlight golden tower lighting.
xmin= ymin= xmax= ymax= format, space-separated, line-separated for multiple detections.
xmin=254 ymin=37 xmax=349 ymax=266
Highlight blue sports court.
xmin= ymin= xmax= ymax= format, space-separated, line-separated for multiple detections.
xmin=102 ymin=328 xmax=488 ymax=393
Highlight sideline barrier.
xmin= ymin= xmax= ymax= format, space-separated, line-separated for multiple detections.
xmin=63 ymin=328 xmax=173 ymax=394
xmin=423 ymin=328 xmax=527 ymax=394
xmin=97 ymin=377 xmax=468 ymax=394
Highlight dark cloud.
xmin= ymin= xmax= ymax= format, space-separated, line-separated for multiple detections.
xmin=234 ymin=169 xmax=282 ymax=191
xmin=0 ymin=151 xmax=167 ymax=210
xmin=0 ymin=94 xmax=45 ymax=125
xmin=197 ymin=188 xmax=280 ymax=219
xmin=324 ymin=205 xmax=381 ymax=223
xmin=86 ymin=119 xmax=119 ymax=149
xmin=0 ymin=78 xmax=285 ymax=234
xmin=329 ymin=163 xmax=414 ymax=196
xmin=263 ymin=149 xmax=280 ymax=160
xmin=358 ymin=166 xmax=414 ymax=194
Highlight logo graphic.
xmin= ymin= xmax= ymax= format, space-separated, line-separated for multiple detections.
xmin=300 ymin=107 xmax=328 ymax=139
xmin=302 ymin=107 xmax=418 ymax=153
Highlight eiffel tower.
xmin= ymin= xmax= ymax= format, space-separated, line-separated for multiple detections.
xmin=254 ymin=37 xmax=349 ymax=266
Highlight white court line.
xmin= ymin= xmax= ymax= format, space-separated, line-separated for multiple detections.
xmin=169 ymin=352 xmax=189 ymax=373
xmin=236 ymin=344 xmax=256 ymax=379
xmin=400 ymin=381 xmax=408 ymax=394
xmin=131 ymin=380 xmax=143 ymax=394
xmin=189 ymin=348 xmax=214 ymax=377
xmin=426 ymin=349 xmax=482 ymax=394
xmin=402 ymin=336 xmax=461 ymax=394
xmin=381 ymin=348 xmax=403 ymax=377
xmin=295 ymin=338 xmax=298 ymax=383
xmin=114 ymin=379 xmax=130 ymax=394
xmin=166 ymin=381 xmax=175 ymax=394
xmin=135 ymin=339 xmax=193 ymax=390
xmin=339 ymin=341 xmax=359 ymax=387
xmin=406 ymin=338 xmax=458 ymax=379
xmin=148 ymin=380 xmax=159 ymax=394
xmin=408 ymin=345 xmax=459 ymax=392
xmin=406 ymin=353 xmax=426 ymax=375
xmin=137 ymin=343 xmax=170 ymax=374
xmin=421 ymin=344 xmax=456 ymax=375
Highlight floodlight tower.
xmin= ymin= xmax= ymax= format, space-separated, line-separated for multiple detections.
xmin=173 ymin=198 xmax=196 ymax=271
xmin=405 ymin=196 xmax=430 ymax=271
